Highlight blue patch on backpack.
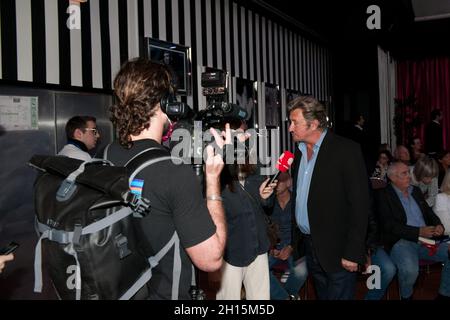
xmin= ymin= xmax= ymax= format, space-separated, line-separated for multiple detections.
xmin=130 ymin=179 xmax=144 ymax=198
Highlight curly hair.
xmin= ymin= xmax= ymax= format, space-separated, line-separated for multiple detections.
xmin=110 ymin=58 xmax=172 ymax=148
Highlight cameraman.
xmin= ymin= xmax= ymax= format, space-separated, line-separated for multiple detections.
xmin=106 ymin=58 xmax=228 ymax=300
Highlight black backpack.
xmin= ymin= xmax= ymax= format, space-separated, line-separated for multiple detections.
xmin=29 ymin=148 xmax=182 ymax=300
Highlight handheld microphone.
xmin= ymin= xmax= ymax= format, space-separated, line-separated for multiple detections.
xmin=268 ymin=151 xmax=294 ymax=185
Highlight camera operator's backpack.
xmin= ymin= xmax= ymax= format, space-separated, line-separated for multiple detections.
xmin=29 ymin=149 xmax=182 ymax=300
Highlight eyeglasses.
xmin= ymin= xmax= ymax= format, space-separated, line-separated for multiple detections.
xmin=84 ymin=128 xmax=99 ymax=135
xmin=396 ymin=171 xmax=410 ymax=178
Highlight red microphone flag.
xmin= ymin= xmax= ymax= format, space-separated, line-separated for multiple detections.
xmin=268 ymin=151 xmax=294 ymax=185
xmin=275 ymin=151 xmax=294 ymax=172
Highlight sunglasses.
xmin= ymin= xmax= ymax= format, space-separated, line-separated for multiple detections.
xmin=84 ymin=128 xmax=99 ymax=135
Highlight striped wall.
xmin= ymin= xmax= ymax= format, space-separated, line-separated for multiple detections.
xmin=0 ymin=0 xmax=332 ymax=110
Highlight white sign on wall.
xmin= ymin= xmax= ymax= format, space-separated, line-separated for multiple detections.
xmin=0 ymin=96 xmax=39 ymax=131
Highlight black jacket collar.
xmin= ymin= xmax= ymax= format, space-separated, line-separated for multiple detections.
xmin=67 ymin=138 xmax=88 ymax=152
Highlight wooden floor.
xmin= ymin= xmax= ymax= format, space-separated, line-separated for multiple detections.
xmin=199 ymin=262 xmax=444 ymax=300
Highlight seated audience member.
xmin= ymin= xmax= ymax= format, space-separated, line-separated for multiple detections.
xmin=393 ymin=145 xmax=411 ymax=166
xmin=371 ymin=150 xmax=393 ymax=182
xmin=268 ymin=172 xmax=308 ymax=300
xmin=0 ymin=254 xmax=14 ymax=273
xmin=408 ymin=136 xmax=425 ymax=166
xmin=410 ymin=156 xmax=439 ymax=207
xmin=434 ymin=171 xmax=450 ymax=236
xmin=364 ymin=189 xmax=397 ymax=300
xmin=58 ymin=115 xmax=100 ymax=161
xmin=379 ymin=162 xmax=450 ymax=300
xmin=437 ymin=150 xmax=450 ymax=188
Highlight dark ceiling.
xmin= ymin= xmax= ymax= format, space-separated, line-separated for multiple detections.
xmin=253 ymin=0 xmax=450 ymax=60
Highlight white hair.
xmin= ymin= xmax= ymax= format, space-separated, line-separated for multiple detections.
xmin=387 ymin=162 xmax=405 ymax=179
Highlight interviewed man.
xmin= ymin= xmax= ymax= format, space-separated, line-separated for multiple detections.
xmin=289 ymin=96 xmax=370 ymax=300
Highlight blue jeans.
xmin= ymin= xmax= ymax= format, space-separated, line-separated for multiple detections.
xmin=390 ymin=239 xmax=450 ymax=298
xmin=365 ymin=247 xmax=397 ymax=300
xmin=269 ymin=255 xmax=308 ymax=300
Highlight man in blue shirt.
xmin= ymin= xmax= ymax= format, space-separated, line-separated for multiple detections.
xmin=289 ymin=96 xmax=370 ymax=300
xmin=378 ymin=161 xmax=450 ymax=300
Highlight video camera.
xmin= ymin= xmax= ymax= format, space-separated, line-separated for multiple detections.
xmin=165 ymin=70 xmax=248 ymax=129
xmin=166 ymin=70 xmax=250 ymax=166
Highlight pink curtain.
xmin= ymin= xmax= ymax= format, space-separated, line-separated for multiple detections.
xmin=397 ymin=56 xmax=450 ymax=150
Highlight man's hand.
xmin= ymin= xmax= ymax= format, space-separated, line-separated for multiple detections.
xmin=234 ymin=130 xmax=251 ymax=143
xmin=209 ymin=123 xmax=232 ymax=149
xmin=205 ymin=123 xmax=232 ymax=178
xmin=341 ymin=258 xmax=358 ymax=272
xmin=361 ymin=254 xmax=372 ymax=274
xmin=0 ymin=254 xmax=14 ymax=273
xmin=270 ymin=249 xmax=280 ymax=257
xmin=259 ymin=178 xmax=277 ymax=200
xmin=419 ymin=226 xmax=436 ymax=238
xmin=204 ymin=145 xmax=224 ymax=178
xmin=277 ymin=246 xmax=293 ymax=261
xmin=433 ymin=225 xmax=444 ymax=237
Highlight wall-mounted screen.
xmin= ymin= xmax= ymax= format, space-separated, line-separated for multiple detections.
xmin=145 ymin=38 xmax=189 ymax=95
xmin=265 ymin=84 xmax=281 ymax=128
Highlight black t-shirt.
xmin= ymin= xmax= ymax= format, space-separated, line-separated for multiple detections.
xmin=106 ymin=139 xmax=216 ymax=299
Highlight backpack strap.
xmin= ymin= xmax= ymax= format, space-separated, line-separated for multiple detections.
xmin=124 ymin=147 xmax=173 ymax=175
xmin=119 ymin=231 xmax=181 ymax=300
xmin=121 ymin=148 xmax=184 ymax=299
xmin=123 ymin=147 xmax=179 ymax=216
xmin=33 ymin=226 xmax=85 ymax=299
xmin=56 ymin=159 xmax=114 ymax=202
xmin=33 ymin=205 xmax=136 ymax=297
xmin=105 ymin=145 xmax=184 ymax=299
xmin=102 ymin=143 xmax=111 ymax=160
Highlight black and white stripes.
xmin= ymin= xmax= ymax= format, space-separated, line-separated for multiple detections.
xmin=0 ymin=0 xmax=332 ymax=105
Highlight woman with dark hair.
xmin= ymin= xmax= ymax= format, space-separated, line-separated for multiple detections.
xmin=408 ymin=136 xmax=425 ymax=165
xmin=371 ymin=150 xmax=393 ymax=182
xmin=216 ymin=121 xmax=277 ymax=300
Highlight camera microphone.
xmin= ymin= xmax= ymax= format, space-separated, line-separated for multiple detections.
xmin=268 ymin=151 xmax=294 ymax=185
